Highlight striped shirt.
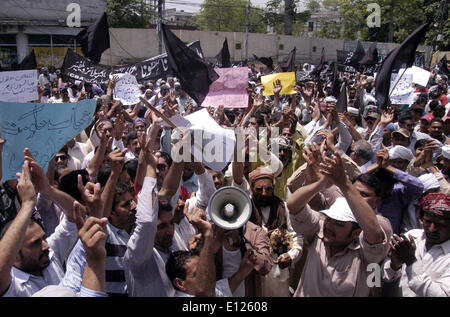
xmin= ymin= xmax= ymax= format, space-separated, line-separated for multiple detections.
xmin=62 ymin=222 xmax=132 ymax=296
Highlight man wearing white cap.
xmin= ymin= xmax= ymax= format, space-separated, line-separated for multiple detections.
xmin=389 ymin=145 xmax=414 ymax=172
xmin=287 ymin=150 xmax=392 ymax=296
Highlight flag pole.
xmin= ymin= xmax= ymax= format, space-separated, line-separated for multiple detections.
xmin=388 ymin=67 xmax=408 ymax=97
xmin=139 ymin=96 xmax=178 ymax=129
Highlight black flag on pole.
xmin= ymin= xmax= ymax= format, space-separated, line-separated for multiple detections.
xmin=336 ymin=82 xmax=348 ymax=113
xmin=375 ymin=22 xmax=430 ymax=108
xmin=76 ymin=12 xmax=110 ymax=64
xmin=310 ymin=48 xmax=325 ymax=77
xmin=331 ymin=62 xmax=341 ymax=99
xmin=253 ymin=54 xmax=274 ymax=72
xmin=359 ymin=42 xmax=378 ymax=67
xmin=275 ymin=47 xmax=296 ymax=73
xmin=18 ymin=49 xmax=37 ymax=70
xmin=161 ymin=23 xmax=219 ymax=105
xmin=215 ymin=38 xmax=231 ymax=68
xmin=347 ymin=41 xmax=365 ymax=71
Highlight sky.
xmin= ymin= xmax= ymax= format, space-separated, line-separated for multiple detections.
xmin=164 ymin=0 xmax=305 ymax=13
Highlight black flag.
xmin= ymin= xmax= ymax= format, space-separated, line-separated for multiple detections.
xmin=331 ymin=62 xmax=341 ymax=99
xmin=253 ymin=54 xmax=274 ymax=71
xmin=18 ymin=50 xmax=37 ymax=70
xmin=348 ymin=41 xmax=365 ymax=71
xmin=76 ymin=12 xmax=110 ymax=64
xmin=161 ymin=23 xmax=219 ymax=105
xmin=359 ymin=42 xmax=378 ymax=67
xmin=215 ymin=38 xmax=231 ymax=68
xmin=310 ymin=48 xmax=325 ymax=77
xmin=437 ymin=55 xmax=450 ymax=76
xmin=336 ymin=82 xmax=348 ymax=113
xmin=275 ymin=47 xmax=296 ymax=73
xmin=375 ymin=22 xmax=430 ymax=108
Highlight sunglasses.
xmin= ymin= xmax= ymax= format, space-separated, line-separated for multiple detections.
xmin=156 ymin=163 xmax=168 ymax=170
xmin=56 ymin=155 xmax=67 ymax=161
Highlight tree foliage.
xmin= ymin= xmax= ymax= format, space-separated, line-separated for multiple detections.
xmin=312 ymin=0 xmax=448 ymax=49
xmin=106 ymin=0 xmax=154 ymax=28
xmin=195 ymin=0 xmax=266 ymax=33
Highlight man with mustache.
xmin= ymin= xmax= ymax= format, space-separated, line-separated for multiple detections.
xmin=287 ymin=150 xmax=392 ymax=297
xmin=382 ymin=192 xmax=450 ymax=296
xmin=0 ymin=158 xmax=80 ymax=297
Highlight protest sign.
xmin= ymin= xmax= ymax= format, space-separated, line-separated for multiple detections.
xmin=164 ymin=109 xmax=236 ymax=172
xmin=113 ymin=73 xmax=141 ymax=105
xmin=411 ymin=66 xmax=431 ymax=87
xmin=389 ymin=68 xmax=415 ymax=105
xmin=201 ymin=67 xmax=248 ymax=108
xmin=61 ymin=41 xmax=204 ymax=84
xmin=0 ymin=70 xmax=38 ymax=102
xmin=0 ymin=99 xmax=96 ymax=180
xmin=261 ymin=72 xmax=296 ymax=96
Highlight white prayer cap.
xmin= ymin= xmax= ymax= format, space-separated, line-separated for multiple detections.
xmin=389 ymin=145 xmax=414 ymax=161
xmin=442 ymin=145 xmax=450 ymax=159
xmin=321 ymin=197 xmax=357 ymax=223
xmin=324 ymin=96 xmax=337 ymax=103
xmin=74 ymin=80 xmax=81 ymax=86
xmin=347 ymin=107 xmax=359 ymax=116
xmin=364 ymin=94 xmax=377 ymax=106
xmin=418 ymin=173 xmax=440 ymax=193
xmin=32 ymin=285 xmax=78 ymax=297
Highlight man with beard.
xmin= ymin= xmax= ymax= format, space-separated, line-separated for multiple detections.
xmin=0 ymin=160 xmax=80 ymax=297
xmin=429 ymin=118 xmax=450 ymax=145
xmin=382 ymin=192 xmax=450 ymax=296
xmin=244 ymin=167 xmax=303 ymax=296
xmin=124 ymin=131 xmax=141 ymax=162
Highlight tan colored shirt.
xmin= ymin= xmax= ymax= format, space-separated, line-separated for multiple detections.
xmin=290 ymin=204 xmax=392 ymax=297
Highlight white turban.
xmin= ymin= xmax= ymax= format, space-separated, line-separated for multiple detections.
xmin=389 ymin=145 xmax=414 ymax=161
xmin=418 ymin=173 xmax=440 ymax=193
xmin=347 ymin=106 xmax=359 ymax=116
xmin=442 ymin=145 xmax=450 ymax=159
xmin=324 ymin=96 xmax=337 ymax=103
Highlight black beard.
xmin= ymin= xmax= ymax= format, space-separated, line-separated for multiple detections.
xmin=254 ymin=196 xmax=274 ymax=207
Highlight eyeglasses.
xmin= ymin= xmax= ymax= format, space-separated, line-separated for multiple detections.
xmin=56 ymin=155 xmax=67 ymax=161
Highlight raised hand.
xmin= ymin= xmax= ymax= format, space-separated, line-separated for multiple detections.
xmin=319 ymin=150 xmax=347 ymax=188
xmin=273 ymin=79 xmax=282 ymax=95
xmin=77 ymin=175 xmax=103 ymax=218
xmin=16 ymin=160 xmax=36 ymax=205
xmin=73 ymin=200 xmax=107 ymax=263
xmin=107 ymin=147 xmax=127 ymax=175
xmin=390 ymin=234 xmax=416 ymax=268
xmin=23 ymin=148 xmax=50 ymax=194
xmin=380 ymin=107 xmax=394 ymax=126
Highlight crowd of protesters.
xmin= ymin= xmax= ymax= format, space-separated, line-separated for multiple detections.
xmin=0 ymin=55 xmax=449 ymax=297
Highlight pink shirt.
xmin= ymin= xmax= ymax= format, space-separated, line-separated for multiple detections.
xmin=290 ymin=204 xmax=392 ymax=297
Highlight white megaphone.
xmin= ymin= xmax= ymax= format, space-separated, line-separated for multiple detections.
xmin=207 ymin=186 xmax=252 ymax=230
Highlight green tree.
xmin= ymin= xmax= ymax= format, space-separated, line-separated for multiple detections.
xmin=195 ymin=0 xmax=266 ymax=33
xmin=312 ymin=0 xmax=448 ymax=47
xmin=106 ymin=0 xmax=154 ymax=28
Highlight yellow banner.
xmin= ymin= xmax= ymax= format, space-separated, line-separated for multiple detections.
xmin=261 ymin=72 xmax=296 ymax=96
xmin=30 ymin=46 xmax=83 ymax=68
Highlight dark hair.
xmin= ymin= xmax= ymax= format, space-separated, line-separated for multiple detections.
xmin=431 ymin=117 xmax=444 ymax=125
xmin=126 ymin=130 xmax=138 ymax=146
xmin=124 ymin=159 xmax=138 ymax=182
xmin=429 ymin=100 xmax=440 ymax=111
xmin=58 ymin=169 xmax=89 ymax=201
xmin=354 ymin=173 xmax=383 ymax=198
xmin=432 ymin=105 xmax=445 ymax=118
xmin=155 ymin=151 xmax=173 ymax=168
xmin=250 ymin=113 xmax=264 ymax=126
xmin=97 ymin=163 xmax=112 ymax=188
xmin=398 ymin=111 xmax=413 ymax=124
xmin=58 ymin=146 xmax=69 ymax=156
xmin=112 ymin=183 xmax=133 ymax=210
xmin=414 ymin=138 xmax=428 ymax=150
xmin=165 ymin=250 xmax=196 ymax=290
